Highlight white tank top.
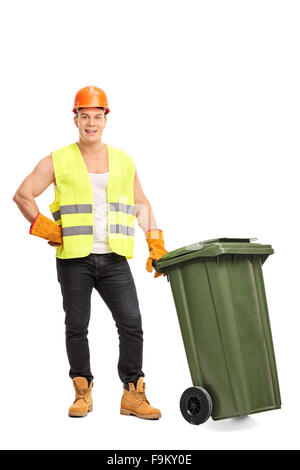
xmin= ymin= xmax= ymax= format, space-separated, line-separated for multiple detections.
xmin=88 ymin=172 xmax=113 ymax=254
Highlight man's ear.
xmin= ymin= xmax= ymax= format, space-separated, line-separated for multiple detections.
xmin=74 ymin=114 xmax=79 ymax=128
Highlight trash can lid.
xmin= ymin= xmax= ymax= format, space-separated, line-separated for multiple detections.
xmin=154 ymin=237 xmax=274 ymax=271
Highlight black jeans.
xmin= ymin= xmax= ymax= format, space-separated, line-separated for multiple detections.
xmin=56 ymin=252 xmax=144 ymax=385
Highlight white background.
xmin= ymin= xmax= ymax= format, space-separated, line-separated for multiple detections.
xmin=2 ymin=0 xmax=299 ymax=450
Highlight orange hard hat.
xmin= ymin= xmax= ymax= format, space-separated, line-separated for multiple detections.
xmin=72 ymin=85 xmax=110 ymax=114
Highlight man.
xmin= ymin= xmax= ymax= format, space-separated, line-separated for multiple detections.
xmin=13 ymin=85 xmax=168 ymax=420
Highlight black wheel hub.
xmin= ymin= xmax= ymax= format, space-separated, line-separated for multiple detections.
xmin=186 ymin=396 xmax=202 ymax=416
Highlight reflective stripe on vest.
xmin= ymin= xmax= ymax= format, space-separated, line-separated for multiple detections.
xmin=52 ymin=209 xmax=61 ymax=222
xmin=62 ymin=226 xmax=94 ymax=236
xmin=110 ymin=224 xmax=135 ymax=237
xmin=52 ymin=204 xmax=93 ymax=222
xmin=109 ymin=202 xmax=136 ymax=216
xmin=60 ymin=204 xmax=93 ymax=215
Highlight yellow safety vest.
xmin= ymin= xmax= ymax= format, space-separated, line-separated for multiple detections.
xmin=49 ymin=143 xmax=136 ymax=259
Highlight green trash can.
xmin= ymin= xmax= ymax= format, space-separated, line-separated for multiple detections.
xmin=153 ymin=238 xmax=281 ymax=424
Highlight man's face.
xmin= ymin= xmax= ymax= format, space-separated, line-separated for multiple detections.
xmin=74 ymin=107 xmax=107 ymax=143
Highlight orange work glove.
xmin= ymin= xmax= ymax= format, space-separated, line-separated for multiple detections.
xmin=48 ymin=241 xmax=62 ymax=247
xmin=29 ymin=212 xmax=62 ymax=245
xmin=145 ymin=229 xmax=168 ymax=278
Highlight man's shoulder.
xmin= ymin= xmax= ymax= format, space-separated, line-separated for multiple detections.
xmin=108 ymin=143 xmax=128 ymax=154
xmin=108 ymin=144 xmax=133 ymax=162
xmin=51 ymin=142 xmax=77 ymax=156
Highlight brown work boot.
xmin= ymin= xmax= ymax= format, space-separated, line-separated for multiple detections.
xmin=120 ymin=377 xmax=161 ymax=420
xmin=68 ymin=377 xmax=93 ymax=417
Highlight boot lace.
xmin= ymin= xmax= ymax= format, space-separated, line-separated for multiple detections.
xmin=134 ymin=387 xmax=150 ymax=405
xmin=73 ymin=384 xmax=89 ymax=404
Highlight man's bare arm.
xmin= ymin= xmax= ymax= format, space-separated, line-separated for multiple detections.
xmin=134 ymin=168 xmax=158 ymax=233
xmin=12 ymin=155 xmax=55 ymax=223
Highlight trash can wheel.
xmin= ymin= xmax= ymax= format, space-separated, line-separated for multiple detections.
xmin=180 ymin=386 xmax=213 ymax=425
